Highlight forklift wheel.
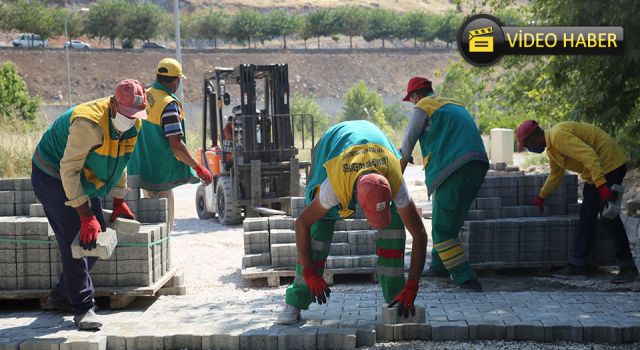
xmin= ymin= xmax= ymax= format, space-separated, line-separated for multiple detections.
xmin=216 ymin=176 xmax=242 ymax=225
xmin=196 ymin=184 xmax=214 ymax=220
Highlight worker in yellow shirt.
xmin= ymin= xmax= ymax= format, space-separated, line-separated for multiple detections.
xmin=516 ymin=120 xmax=637 ymax=283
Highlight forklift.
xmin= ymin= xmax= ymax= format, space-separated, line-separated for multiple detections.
xmin=195 ymin=64 xmax=314 ymax=224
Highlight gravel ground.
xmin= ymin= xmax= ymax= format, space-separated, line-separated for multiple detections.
xmin=365 ymin=340 xmax=639 ymax=349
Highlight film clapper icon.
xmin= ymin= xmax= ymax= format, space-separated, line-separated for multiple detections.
xmin=469 ymin=26 xmax=494 ymax=53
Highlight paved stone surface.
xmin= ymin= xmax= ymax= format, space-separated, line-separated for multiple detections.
xmin=1 ymin=291 xmax=639 ymax=348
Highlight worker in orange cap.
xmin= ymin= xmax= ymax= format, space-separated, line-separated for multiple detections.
xmin=399 ymin=77 xmax=489 ymax=292
xmin=516 ymin=120 xmax=637 ymax=283
xmin=276 ymin=120 xmax=427 ymax=325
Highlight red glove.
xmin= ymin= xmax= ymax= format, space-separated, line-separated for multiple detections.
xmin=389 ymin=279 xmax=419 ymax=318
xmin=194 ymin=164 xmax=213 ymax=184
xmin=533 ymin=196 xmax=545 ymax=213
xmin=597 ymin=184 xmax=615 ymax=202
xmin=111 ymin=198 xmax=135 ymax=222
xmin=79 ymin=215 xmax=101 ymax=250
xmin=303 ymin=267 xmax=331 ymax=305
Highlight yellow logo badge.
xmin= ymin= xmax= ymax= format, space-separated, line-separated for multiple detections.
xmin=469 ymin=26 xmax=494 ymax=52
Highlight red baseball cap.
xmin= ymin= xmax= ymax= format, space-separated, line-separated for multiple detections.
xmin=356 ymin=173 xmax=392 ymax=229
xmin=516 ymin=119 xmax=538 ymax=152
xmin=402 ymin=77 xmax=432 ymax=102
xmin=114 ymin=79 xmax=147 ymax=119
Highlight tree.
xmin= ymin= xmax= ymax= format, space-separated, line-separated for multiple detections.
xmin=298 ymin=19 xmax=313 ymax=49
xmin=195 ymin=10 xmax=229 ymax=49
xmin=6 ymin=0 xmax=62 ymax=44
xmin=0 ymin=61 xmax=40 ymax=125
xmin=85 ymin=0 xmax=128 ymax=48
xmin=264 ymin=9 xmax=300 ymax=49
xmin=63 ymin=8 xmax=87 ymax=40
xmin=363 ymin=9 xmax=398 ymax=48
xmin=340 ymin=81 xmax=391 ymax=134
xmin=399 ymin=11 xmax=436 ymax=47
xmin=434 ymin=11 xmax=461 ymax=47
xmin=121 ymin=3 xmax=166 ymax=43
xmin=304 ymin=9 xmax=337 ymax=49
xmin=228 ymin=9 xmax=264 ymax=48
xmin=335 ymin=7 xmax=367 ymax=49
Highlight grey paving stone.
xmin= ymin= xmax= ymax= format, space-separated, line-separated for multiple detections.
xmin=59 ymin=336 xmax=107 ymax=350
xmin=506 ymin=320 xmax=545 ymax=341
xmin=269 ymin=229 xmax=295 ymax=244
xmin=268 ymin=217 xmax=295 ymax=230
xmin=71 ymin=228 xmax=117 ymax=259
xmin=18 ymin=337 xmax=64 ymax=350
xmin=243 ymin=218 xmax=269 ymax=232
xmin=393 ymin=323 xmax=431 ymax=341
xmin=355 ymin=326 xmax=376 ymax=347
xmin=315 ymin=327 xmax=355 ymax=350
xmin=381 ymin=305 xmax=426 ymax=324
xmin=242 ymin=253 xmax=271 ymax=269
xmin=137 ymin=198 xmax=167 ymax=212
xmin=164 ymin=333 xmax=203 ymax=350
xmin=110 ymin=218 xmax=141 ymax=235
xmin=580 ymin=321 xmax=623 ymax=344
xmin=239 ymin=327 xmax=278 ymax=350
xmin=28 ymin=204 xmax=45 ymax=218
xmin=541 ymin=319 xmax=583 ymax=342
xmin=430 ymin=321 xmax=469 ymax=341
xmin=467 ymin=320 xmax=505 ymax=340
xmin=277 ymin=327 xmax=317 ymax=350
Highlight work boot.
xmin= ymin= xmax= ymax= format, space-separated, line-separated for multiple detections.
xmin=611 ymin=267 xmax=639 ymax=284
xmin=550 ymin=265 xmax=586 ymax=280
xmin=74 ymin=309 xmax=102 ymax=331
xmin=459 ymin=279 xmax=483 ymax=292
xmin=422 ymin=267 xmax=449 ymax=278
xmin=45 ymin=289 xmax=72 ymax=313
xmin=276 ymin=303 xmax=301 ymax=325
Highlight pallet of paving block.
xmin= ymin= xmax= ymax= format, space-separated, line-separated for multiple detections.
xmin=242 ymin=266 xmax=378 ymax=287
xmin=94 ymin=266 xmax=179 ymax=309
xmin=0 ymin=267 xmax=180 ymax=310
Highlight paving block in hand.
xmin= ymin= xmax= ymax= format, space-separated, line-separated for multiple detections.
xmin=381 ymin=304 xmax=426 ymax=324
xmin=71 ymin=228 xmax=117 ymax=259
xmin=110 ymin=217 xmax=141 ymax=235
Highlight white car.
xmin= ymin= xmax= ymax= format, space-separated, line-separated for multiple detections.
xmin=64 ymin=40 xmax=91 ymax=50
xmin=12 ymin=33 xmax=48 ymax=48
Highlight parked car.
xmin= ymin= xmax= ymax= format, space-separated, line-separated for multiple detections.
xmin=122 ymin=39 xmax=134 ymax=49
xmin=12 ymin=33 xmax=48 ymax=48
xmin=142 ymin=41 xmax=166 ymax=49
xmin=64 ymin=40 xmax=91 ymax=50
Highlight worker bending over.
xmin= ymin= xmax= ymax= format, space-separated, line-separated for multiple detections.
xmin=517 ymin=120 xmax=638 ymax=283
xmin=277 ymin=120 xmax=427 ymax=325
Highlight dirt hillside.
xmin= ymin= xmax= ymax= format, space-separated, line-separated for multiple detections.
xmin=0 ymin=49 xmax=459 ymax=104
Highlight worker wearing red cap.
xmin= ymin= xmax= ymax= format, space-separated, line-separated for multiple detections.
xmin=277 ymin=120 xmax=427 ymax=325
xmin=516 ymin=120 xmax=637 ymax=283
xmin=31 ymin=80 xmax=147 ymax=330
xmin=399 ymin=77 xmax=489 ymax=291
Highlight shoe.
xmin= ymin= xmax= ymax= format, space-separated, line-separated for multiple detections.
xmin=422 ymin=267 xmax=449 ymax=278
xmin=611 ymin=267 xmax=639 ymax=284
xmin=74 ymin=309 xmax=102 ymax=331
xmin=550 ymin=265 xmax=586 ymax=280
xmin=45 ymin=290 xmax=72 ymax=313
xmin=276 ymin=303 xmax=301 ymax=325
xmin=459 ymin=279 xmax=483 ymax=292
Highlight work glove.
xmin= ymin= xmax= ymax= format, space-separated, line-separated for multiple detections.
xmin=389 ymin=278 xmax=419 ymax=318
xmin=194 ymin=164 xmax=213 ymax=185
xmin=303 ymin=267 xmax=331 ymax=305
xmin=533 ymin=196 xmax=545 ymax=213
xmin=79 ymin=215 xmax=101 ymax=250
xmin=597 ymin=184 xmax=616 ymax=202
xmin=111 ymin=198 xmax=135 ymax=222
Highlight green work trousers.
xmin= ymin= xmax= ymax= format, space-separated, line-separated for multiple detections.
xmin=430 ymin=161 xmax=488 ymax=285
xmin=285 ymin=205 xmax=406 ymax=310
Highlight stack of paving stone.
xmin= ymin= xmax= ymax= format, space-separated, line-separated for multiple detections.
xmin=461 ymin=173 xmax=617 ymax=268
xmin=242 ymin=215 xmax=378 ymax=271
xmin=0 ymin=177 xmax=174 ymax=291
xmin=102 ymin=177 xmax=169 ymax=226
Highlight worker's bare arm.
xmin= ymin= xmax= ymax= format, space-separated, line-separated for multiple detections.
xmin=294 ymin=197 xmax=330 ymax=269
xmin=397 ymin=200 xmax=427 ymax=281
xmin=167 ymin=135 xmax=199 ymax=168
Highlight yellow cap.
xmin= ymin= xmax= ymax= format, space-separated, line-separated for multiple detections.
xmin=156 ymin=58 xmax=186 ymax=78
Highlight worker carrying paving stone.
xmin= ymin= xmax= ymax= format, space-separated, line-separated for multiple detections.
xmin=128 ymin=58 xmax=213 ymax=230
xmin=398 ymin=77 xmax=489 ymax=292
xmin=277 ymin=120 xmax=428 ymax=325
xmin=30 ymin=80 xmax=147 ymax=330
xmin=517 ymin=120 xmax=638 ymax=283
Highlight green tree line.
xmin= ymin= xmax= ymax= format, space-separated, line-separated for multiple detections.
xmin=0 ymin=1 xmax=463 ymax=49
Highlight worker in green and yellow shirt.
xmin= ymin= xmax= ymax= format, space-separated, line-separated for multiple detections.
xmin=129 ymin=58 xmax=212 ymax=230
xmin=517 ymin=120 xmax=638 ymax=283
xmin=399 ymin=77 xmax=489 ymax=292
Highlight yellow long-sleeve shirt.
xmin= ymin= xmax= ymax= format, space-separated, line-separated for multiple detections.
xmin=539 ymin=122 xmax=626 ymax=199
xmin=61 ymin=118 xmax=127 ymax=207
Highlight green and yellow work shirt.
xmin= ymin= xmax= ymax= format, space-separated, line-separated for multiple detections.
xmin=306 ymin=120 xmax=404 ymax=220
xmin=32 ymin=97 xmax=140 ymax=206
xmin=128 ymin=82 xmax=198 ymax=191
